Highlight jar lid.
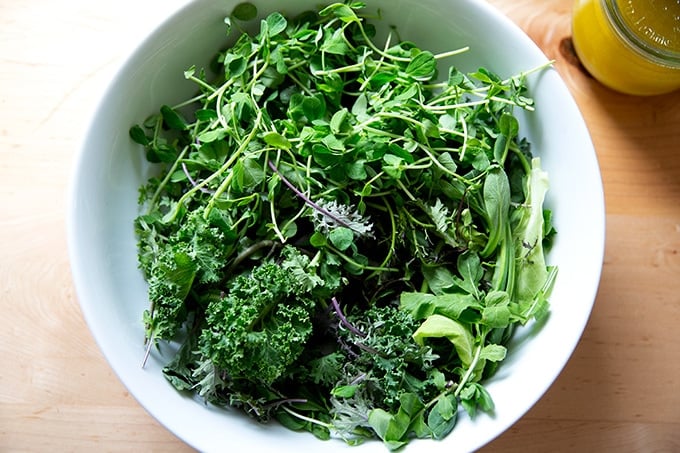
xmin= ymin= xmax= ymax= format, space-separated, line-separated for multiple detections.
xmin=605 ymin=0 xmax=680 ymax=67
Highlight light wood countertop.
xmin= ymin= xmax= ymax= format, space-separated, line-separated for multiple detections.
xmin=2 ymin=0 xmax=679 ymax=451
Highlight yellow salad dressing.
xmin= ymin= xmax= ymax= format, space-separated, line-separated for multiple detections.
xmin=572 ymin=0 xmax=680 ymax=95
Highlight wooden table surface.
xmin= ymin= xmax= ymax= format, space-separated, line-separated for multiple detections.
xmin=2 ymin=0 xmax=679 ymax=451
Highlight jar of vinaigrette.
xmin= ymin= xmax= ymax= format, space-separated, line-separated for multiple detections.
xmin=572 ymin=0 xmax=680 ymax=95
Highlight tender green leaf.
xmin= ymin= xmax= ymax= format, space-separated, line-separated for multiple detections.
xmin=263 ymin=131 xmax=292 ymax=150
xmin=319 ymin=3 xmax=359 ymax=23
xmin=400 ymin=292 xmax=479 ymax=321
xmin=330 ymin=107 xmax=348 ymax=134
xmin=321 ymin=27 xmax=349 ymax=55
xmin=499 ymin=112 xmax=519 ymax=138
xmin=351 ymin=93 xmax=368 ymax=121
xmin=437 ymin=152 xmax=458 ymax=173
xmin=421 ymin=264 xmax=456 ymax=296
xmin=480 ymin=344 xmax=507 ymax=362
xmin=265 ymin=12 xmax=287 ymax=37
xmin=412 ymin=314 xmax=474 ymax=367
xmin=460 ymin=382 xmax=495 ymax=417
xmin=347 ymin=160 xmax=368 ymax=180
xmin=482 ymin=290 xmax=511 ymax=328
xmin=455 ymin=252 xmax=483 ymax=297
xmin=331 ymin=384 xmax=358 ymax=398
xmin=310 ymin=231 xmax=327 ymax=246
xmin=514 ymin=158 xmax=550 ymax=306
xmin=196 ymin=128 xmax=228 ymax=143
xmin=405 ymin=51 xmax=436 ymax=80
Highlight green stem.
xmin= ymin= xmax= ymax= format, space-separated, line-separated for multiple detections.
xmin=357 ymin=21 xmax=410 ymax=63
xmin=326 ymin=243 xmax=399 ymax=273
xmin=147 ymin=145 xmax=189 ymax=213
xmin=366 ymin=198 xmax=397 ymax=280
xmin=454 ymin=338 xmax=485 ymax=398
xmin=200 ymin=111 xmax=263 ymax=220
xmin=433 ymin=46 xmax=470 ymax=60
xmin=281 ymin=406 xmax=333 ymax=430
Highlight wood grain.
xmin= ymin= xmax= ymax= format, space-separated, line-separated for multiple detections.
xmin=2 ymin=0 xmax=679 ymax=451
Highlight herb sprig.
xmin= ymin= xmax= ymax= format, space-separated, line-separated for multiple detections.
xmin=131 ymin=2 xmax=556 ymax=449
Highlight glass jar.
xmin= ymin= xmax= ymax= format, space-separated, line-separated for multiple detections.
xmin=572 ymin=0 xmax=680 ymax=95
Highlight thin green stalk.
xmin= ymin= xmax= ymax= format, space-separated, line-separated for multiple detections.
xmin=454 ymin=338 xmax=485 ymax=398
xmin=326 ymin=243 xmax=399 ymax=273
xmin=147 ymin=145 xmax=189 ymax=213
xmin=433 ymin=46 xmax=470 ymax=60
xmin=366 ymin=197 xmax=397 ymax=280
xmin=200 ymin=111 xmax=263 ymax=220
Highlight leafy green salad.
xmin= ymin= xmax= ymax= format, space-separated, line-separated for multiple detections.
xmin=130 ymin=2 xmax=557 ymax=449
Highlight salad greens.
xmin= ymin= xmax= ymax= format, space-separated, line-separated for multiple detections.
xmin=130 ymin=2 xmax=557 ymax=449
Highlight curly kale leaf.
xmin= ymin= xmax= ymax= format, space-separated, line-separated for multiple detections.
xmin=199 ymin=246 xmax=321 ymax=386
xmin=143 ymin=243 xmax=197 ymax=340
xmin=139 ymin=210 xmax=236 ymax=340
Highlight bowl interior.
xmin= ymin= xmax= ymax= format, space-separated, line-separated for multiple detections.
xmin=68 ymin=0 xmax=605 ymax=451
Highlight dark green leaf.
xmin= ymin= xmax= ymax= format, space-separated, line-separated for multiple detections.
xmin=233 ymin=157 xmax=265 ymax=191
xmin=328 ymin=227 xmax=353 ymax=251
xmin=160 ymin=105 xmax=187 ymax=131
xmin=224 ymin=53 xmax=247 ymax=78
xmin=481 ymin=167 xmax=511 ymax=257
xmin=405 ymin=51 xmax=436 ymax=80
xmin=195 ymin=109 xmax=218 ymax=121
xmin=129 ymin=125 xmax=149 ymax=145
xmin=427 ymin=395 xmax=457 ymax=440
xmin=302 ymin=95 xmax=326 ymax=121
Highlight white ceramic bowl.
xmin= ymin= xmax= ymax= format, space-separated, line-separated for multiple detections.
xmin=68 ymin=0 xmax=605 ymax=451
